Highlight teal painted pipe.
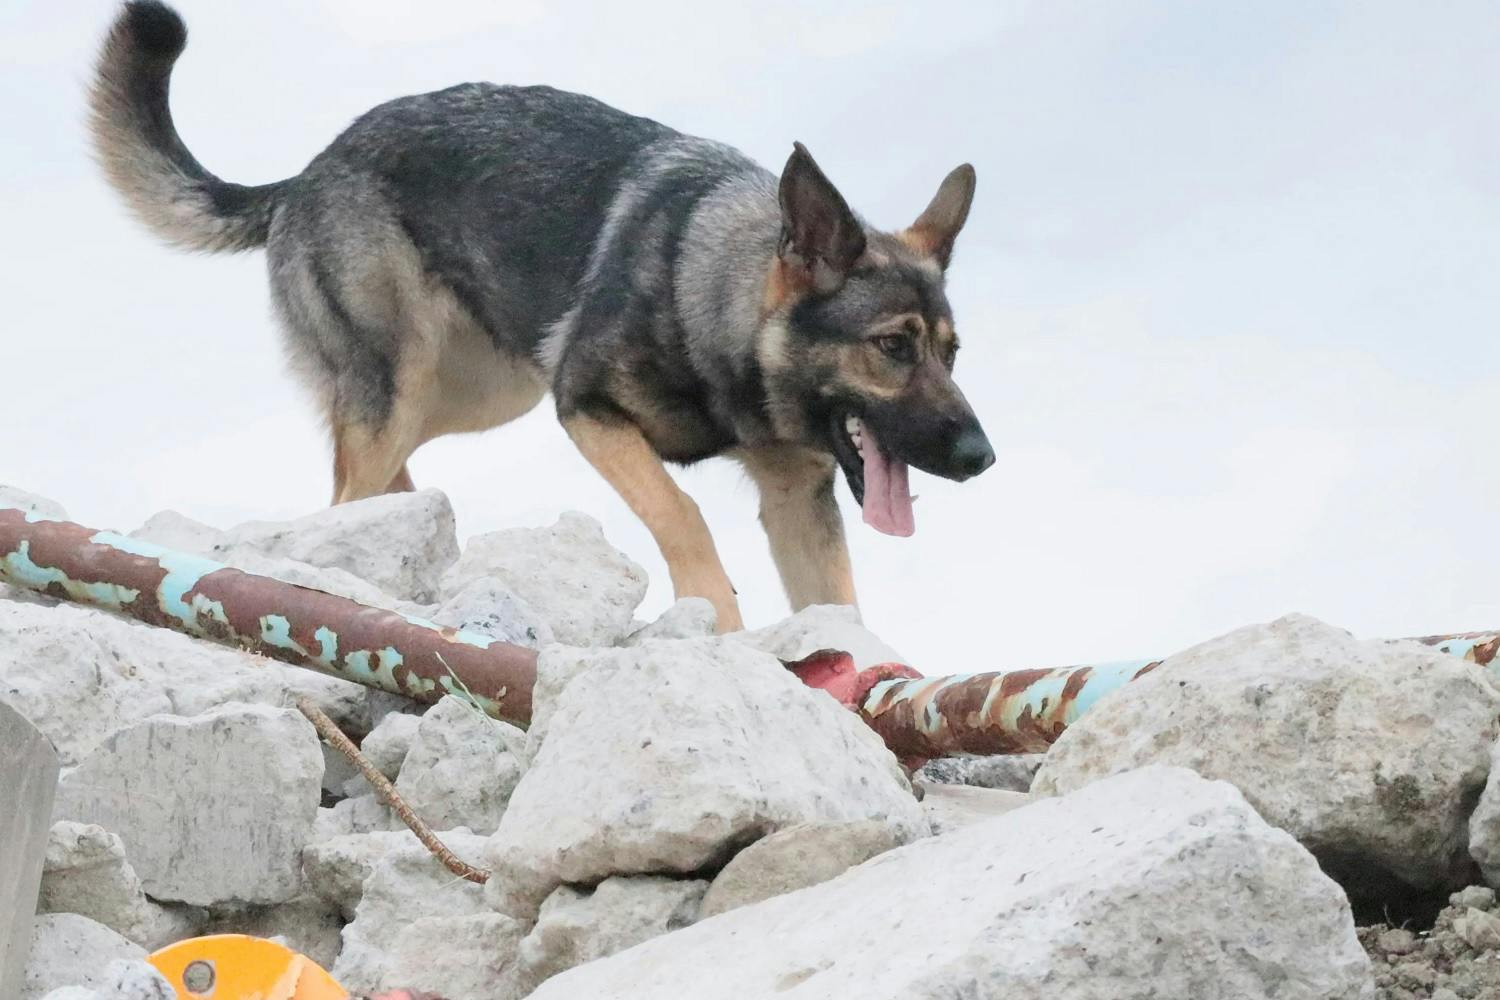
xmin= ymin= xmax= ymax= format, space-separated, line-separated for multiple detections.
xmin=0 ymin=506 xmax=536 ymax=724
xmin=4 ymin=501 xmax=1495 ymax=759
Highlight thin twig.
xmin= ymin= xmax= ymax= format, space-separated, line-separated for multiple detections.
xmin=296 ymin=696 xmax=490 ymax=885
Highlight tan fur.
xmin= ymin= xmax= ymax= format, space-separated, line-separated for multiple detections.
xmin=564 ymin=414 xmax=745 ymax=632
xmin=759 ymin=256 xmax=809 ymax=317
xmin=736 ymin=445 xmax=856 ymax=611
xmin=326 ymin=226 xmax=548 ymax=506
xmin=897 ymin=227 xmax=944 ymax=261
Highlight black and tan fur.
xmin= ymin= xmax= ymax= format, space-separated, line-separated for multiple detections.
xmin=90 ymin=2 xmax=995 ymax=632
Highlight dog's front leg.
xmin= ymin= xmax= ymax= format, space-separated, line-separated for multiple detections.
xmin=564 ymin=414 xmax=744 ymax=633
xmin=738 ymin=446 xmax=857 ymax=614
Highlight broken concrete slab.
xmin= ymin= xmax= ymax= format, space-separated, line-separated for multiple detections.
xmin=1 ymin=700 xmax=61 ymax=1000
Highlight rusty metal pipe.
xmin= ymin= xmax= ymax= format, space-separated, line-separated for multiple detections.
xmin=6 ymin=504 xmax=1497 ymax=760
xmin=856 ymin=632 xmax=1500 ymax=759
xmin=0 ymin=507 xmax=535 ymax=724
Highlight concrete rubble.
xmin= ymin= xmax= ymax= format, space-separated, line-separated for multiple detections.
xmin=8 ymin=482 xmax=1500 ymax=999
xmin=1033 ymin=613 xmax=1500 ymax=907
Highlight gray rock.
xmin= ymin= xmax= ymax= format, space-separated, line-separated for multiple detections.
xmin=53 ymin=704 xmax=323 ymax=907
xmin=39 ymin=823 xmax=201 ymax=950
xmin=520 ymin=876 xmax=706 ymax=988
xmin=21 ymin=915 xmax=144 ymax=1000
xmin=0 ymin=485 xmax=67 ymax=521
xmin=917 ymin=753 xmax=1045 ymax=793
xmin=203 ymin=894 xmax=345 ymax=971
xmin=303 ymin=830 xmax=426 ymax=920
xmin=699 ymin=821 xmax=901 ymax=918
xmin=301 ymin=827 xmax=488 ymax=922
xmin=276 ymin=668 xmax=371 ymax=737
xmin=1465 ymin=740 xmax=1500 ymax=890
xmin=393 ymin=696 xmax=525 ymax=836
xmin=1452 ymin=884 xmax=1497 ymax=911
xmin=0 ymin=602 xmax=173 ymax=767
xmin=320 ymin=741 xmax=360 ymax=797
xmin=380 ymin=914 xmax=526 ymax=1000
xmin=731 ymin=603 xmax=904 ymax=667
xmin=483 ymin=638 xmax=926 ymax=919
xmin=358 ymin=710 xmax=423 ymax=781
xmin=37 ymin=959 xmax=175 ymax=1000
xmin=441 ymin=512 xmax=647 ymax=646
xmin=0 ymin=600 xmax=366 ymax=766
xmin=131 ymin=509 xmax=402 ymax=608
xmin=1034 ymin=614 xmax=1500 ymax=899
xmin=429 ymin=577 xmax=555 ymax=648
xmin=1374 ymin=927 xmax=1417 ymax=956
xmin=214 ymin=545 xmax=402 ymax=609
xmin=1 ymin=700 xmax=60 ymax=1000
xmin=126 ymin=510 xmax=222 ymax=554
xmin=920 ymin=785 xmax=1031 ymax=835
xmin=529 ymin=767 xmax=1373 ymax=1000
xmin=218 ymin=489 xmax=460 ymax=602
xmin=1453 ymin=906 xmax=1500 ymax=951
xmin=329 ymin=831 xmax=515 ymax=997
xmin=623 ymin=598 xmax=716 ymax=645
xmin=314 ymin=795 xmax=397 ymax=840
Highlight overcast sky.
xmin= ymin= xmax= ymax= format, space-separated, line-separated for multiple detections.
xmin=4 ymin=1 xmax=1497 ymax=671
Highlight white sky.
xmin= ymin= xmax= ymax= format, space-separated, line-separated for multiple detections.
xmin=4 ymin=1 xmax=1498 ymax=671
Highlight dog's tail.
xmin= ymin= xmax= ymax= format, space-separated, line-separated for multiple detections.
xmin=90 ymin=2 xmax=287 ymax=253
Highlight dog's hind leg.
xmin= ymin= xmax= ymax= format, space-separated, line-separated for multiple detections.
xmin=737 ymin=445 xmax=857 ymax=614
xmin=563 ymin=414 xmax=744 ymax=633
xmin=331 ymin=418 xmax=423 ymax=505
xmin=387 ymin=465 xmax=416 ymax=493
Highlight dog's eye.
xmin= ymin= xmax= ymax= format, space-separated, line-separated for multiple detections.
xmin=876 ymin=334 xmax=915 ymax=363
xmin=942 ymin=343 xmax=959 ymax=369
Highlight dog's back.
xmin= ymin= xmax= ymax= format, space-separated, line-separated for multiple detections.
xmin=282 ymin=82 xmax=675 ymax=363
xmin=91 ymin=2 xmax=770 ymax=500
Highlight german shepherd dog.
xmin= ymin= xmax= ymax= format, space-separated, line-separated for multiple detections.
xmin=91 ymin=2 xmax=995 ymax=633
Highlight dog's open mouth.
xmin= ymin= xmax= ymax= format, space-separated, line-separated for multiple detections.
xmin=838 ymin=415 xmax=915 ymax=538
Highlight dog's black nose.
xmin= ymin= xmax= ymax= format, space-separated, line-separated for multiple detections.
xmin=952 ymin=426 xmax=995 ymax=477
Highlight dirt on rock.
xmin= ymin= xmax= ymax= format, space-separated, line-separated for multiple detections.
xmin=1360 ymin=886 xmax=1500 ymax=999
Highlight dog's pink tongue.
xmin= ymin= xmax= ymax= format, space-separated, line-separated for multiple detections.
xmin=860 ymin=426 xmax=915 ymax=537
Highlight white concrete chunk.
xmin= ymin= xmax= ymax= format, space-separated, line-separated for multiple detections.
xmin=1 ymin=700 xmax=60 ymax=1000
xmin=430 ymin=577 xmax=554 ymax=648
xmin=329 ymin=831 xmax=515 ymax=997
xmin=483 ymin=637 xmax=926 ymax=919
xmin=39 ymin=822 xmax=202 ymax=950
xmin=21 ymin=915 xmax=144 ymax=1000
xmin=699 ymin=820 xmax=900 ymax=918
xmin=1033 ymin=614 xmax=1500 ymax=900
xmin=52 ymin=704 xmax=323 ymax=907
xmin=519 ymin=876 xmax=706 ymax=988
xmin=219 ymin=489 xmax=460 ymax=602
xmin=393 ymin=696 xmax=525 ymax=836
xmin=529 ymin=767 xmax=1373 ymax=1000
xmin=732 ymin=603 xmax=904 ymax=668
xmin=441 ymin=512 xmax=647 ymax=646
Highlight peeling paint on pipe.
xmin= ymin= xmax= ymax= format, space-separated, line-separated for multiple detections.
xmin=0 ymin=507 xmax=536 ymax=725
xmin=855 ymin=631 xmax=1500 ymax=759
xmin=5 ymin=504 xmax=1497 ymax=760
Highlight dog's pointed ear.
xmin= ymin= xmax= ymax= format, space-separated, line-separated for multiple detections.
xmin=904 ymin=163 xmax=976 ymax=270
xmin=778 ymin=142 xmax=866 ymax=294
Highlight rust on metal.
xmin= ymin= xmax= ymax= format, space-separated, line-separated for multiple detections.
xmin=1410 ymin=630 xmax=1500 ymax=669
xmin=0 ymin=507 xmax=536 ymax=725
xmin=8 ymin=502 xmax=1500 ymax=761
xmin=851 ymin=630 xmax=1490 ymax=759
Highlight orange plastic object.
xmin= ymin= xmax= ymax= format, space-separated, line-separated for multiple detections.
xmin=148 ymin=934 xmax=346 ymax=1000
